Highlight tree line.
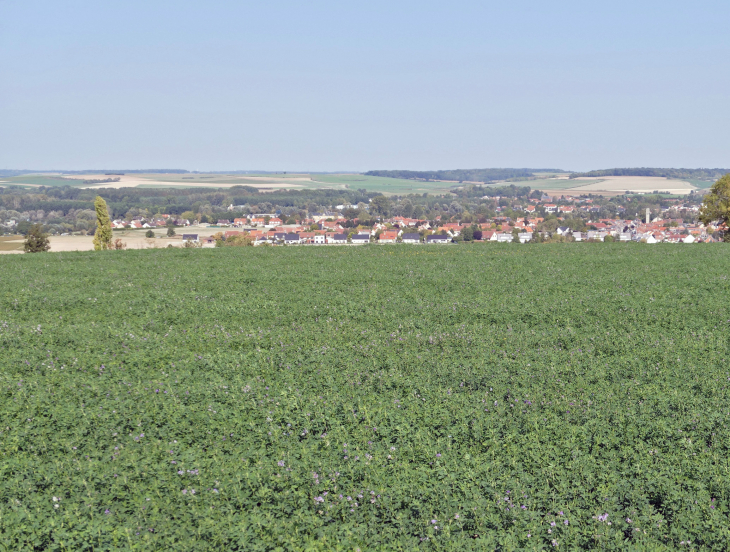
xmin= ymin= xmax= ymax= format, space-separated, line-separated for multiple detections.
xmin=365 ymin=169 xmax=564 ymax=183
xmin=569 ymin=168 xmax=729 ymax=180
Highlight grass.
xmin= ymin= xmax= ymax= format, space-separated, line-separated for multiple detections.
xmin=1 ymin=244 xmax=730 ymax=549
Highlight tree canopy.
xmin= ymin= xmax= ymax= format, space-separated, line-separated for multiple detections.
xmin=92 ymin=196 xmax=113 ymax=250
xmin=699 ymin=174 xmax=730 ymax=239
xmin=365 ymin=168 xmax=563 ymax=183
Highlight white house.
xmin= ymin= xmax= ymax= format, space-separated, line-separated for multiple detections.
xmin=351 ymin=234 xmax=371 ymax=244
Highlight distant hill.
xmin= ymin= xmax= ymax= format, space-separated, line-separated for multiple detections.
xmin=569 ymin=168 xmax=730 ymax=180
xmin=0 ymin=169 xmax=189 ymax=177
xmin=364 ymin=168 xmax=565 ymax=183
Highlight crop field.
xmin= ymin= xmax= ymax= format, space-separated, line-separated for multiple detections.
xmin=1 ymin=173 xmax=456 ymax=194
xmin=490 ymin=178 xmax=596 ymax=192
xmin=1 ymin=245 xmax=730 ymax=550
xmin=310 ymin=175 xmax=459 ymax=195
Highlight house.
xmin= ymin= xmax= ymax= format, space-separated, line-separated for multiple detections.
xmin=556 ymin=227 xmax=571 ymax=236
xmin=298 ymin=232 xmax=316 ymax=244
xmin=682 ymin=234 xmax=696 ymax=244
xmin=284 ymin=233 xmax=301 ymax=244
xmin=182 ymin=234 xmax=199 ymax=243
xmin=618 ymin=232 xmax=632 ymax=242
xmin=224 ymin=231 xmax=243 ymax=239
xmin=379 ymin=231 xmax=398 ymax=243
xmin=543 ymin=204 xmax=558 ymax=213
xmin=401 ymin=233 xmax=421 ymax=244
xmin=202 ymin=236 xmax=217 ymax=248
xmin=586 ymin=231 xmax=608 ymax=241
xmin=441 ymin=223 xmax=464 ymax=236
xmin=329 ymin=233 xmax=348 ymax=244
xmin=495 ymin=233 xmax=513 ymax=243
xmin=559 ymin=206 xmax=575 ymax=214
xmin=572 ymin=231 xmax=584 ymax=242
xmin=233 ymin=218 xmax=247 ymax=226
xmin=426 ymin=234 xmax=450 ymax=244
xmin=517 ymin=232 xmax=533 ymax=243
xmin=351 ymin=234 xmax=371 ymax=244
xmin=273 ymin=232 xmax=287 ymax=241
xmin=217 ymin=220 xmax=231 ymax=226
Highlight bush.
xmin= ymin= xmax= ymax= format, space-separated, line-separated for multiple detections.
xmin=145 ymin=229 xmax=155 ymax=238
xmin=23 ymin=223 xmax=50 ymax=253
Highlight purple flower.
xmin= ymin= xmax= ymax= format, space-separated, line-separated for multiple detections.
xmin=431 ymin=519 xmax=437 ymax=524
xmin=550 ymin=521 xmax=556 ymax=527
xmin=278 ymin=461 xmax=285 ymax=467
xmin=436 ymin=453 xmax=441 ymax=457
xmin=564 ymin=520 xmax=569 ymax=525
xmin=104 ymin=509 xmax=111 ymax=515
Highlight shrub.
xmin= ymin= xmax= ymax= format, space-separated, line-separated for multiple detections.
xmin=23 ymin=223 xmax=50 ymax=253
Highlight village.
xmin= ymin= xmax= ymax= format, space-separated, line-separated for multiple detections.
xmin=103 ymin=195 xmax=716 ymax=246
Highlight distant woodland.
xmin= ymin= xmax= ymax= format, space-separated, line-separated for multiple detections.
xmin=569 ymin=168 xmax=730 ymax=180
xmin=365 ymin=169 xmax=564 ymax=183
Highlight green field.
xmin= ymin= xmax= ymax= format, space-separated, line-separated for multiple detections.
xmin=2 ymin=175 xmax=86 ymax=187
xmin=491 ymin=178 xmax=602 ymax=192
xmin=310 ymin=174 xmax=460 ymax=194
xmin=2 ymin=245 xmax=730 ymax=550
xmin=678 ymin=179 xmax=717 ymax=190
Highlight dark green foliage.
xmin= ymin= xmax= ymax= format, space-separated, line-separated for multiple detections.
xmin=1 ymin=245 xmax=729 ymax=549
xmin=22 ymin=223 xmax=50 ymax=252
xmin=699 ymin=174 xmax=730 ymax=238
xmin=366 ymin=168 xmax=563 ymax=183
xmin=570 ymin=167 xmax=730 ymax=180
xmin=145 ymin=229 xmax=154 ymax=238
xmin=167 ymin=226 xmax=176 ymax=237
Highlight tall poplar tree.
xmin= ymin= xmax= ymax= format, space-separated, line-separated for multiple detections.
xmin=699 ymin=174 xmax=730 ymax=241
xmin=93 ymin=196 xmax=113 ymax=250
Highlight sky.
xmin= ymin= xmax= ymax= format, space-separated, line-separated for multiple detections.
xmin=1 ymin=0 xmax=729 ymax=172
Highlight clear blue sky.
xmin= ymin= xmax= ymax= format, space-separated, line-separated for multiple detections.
xmin=1 ymin=0 xmax=729 ymax=172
